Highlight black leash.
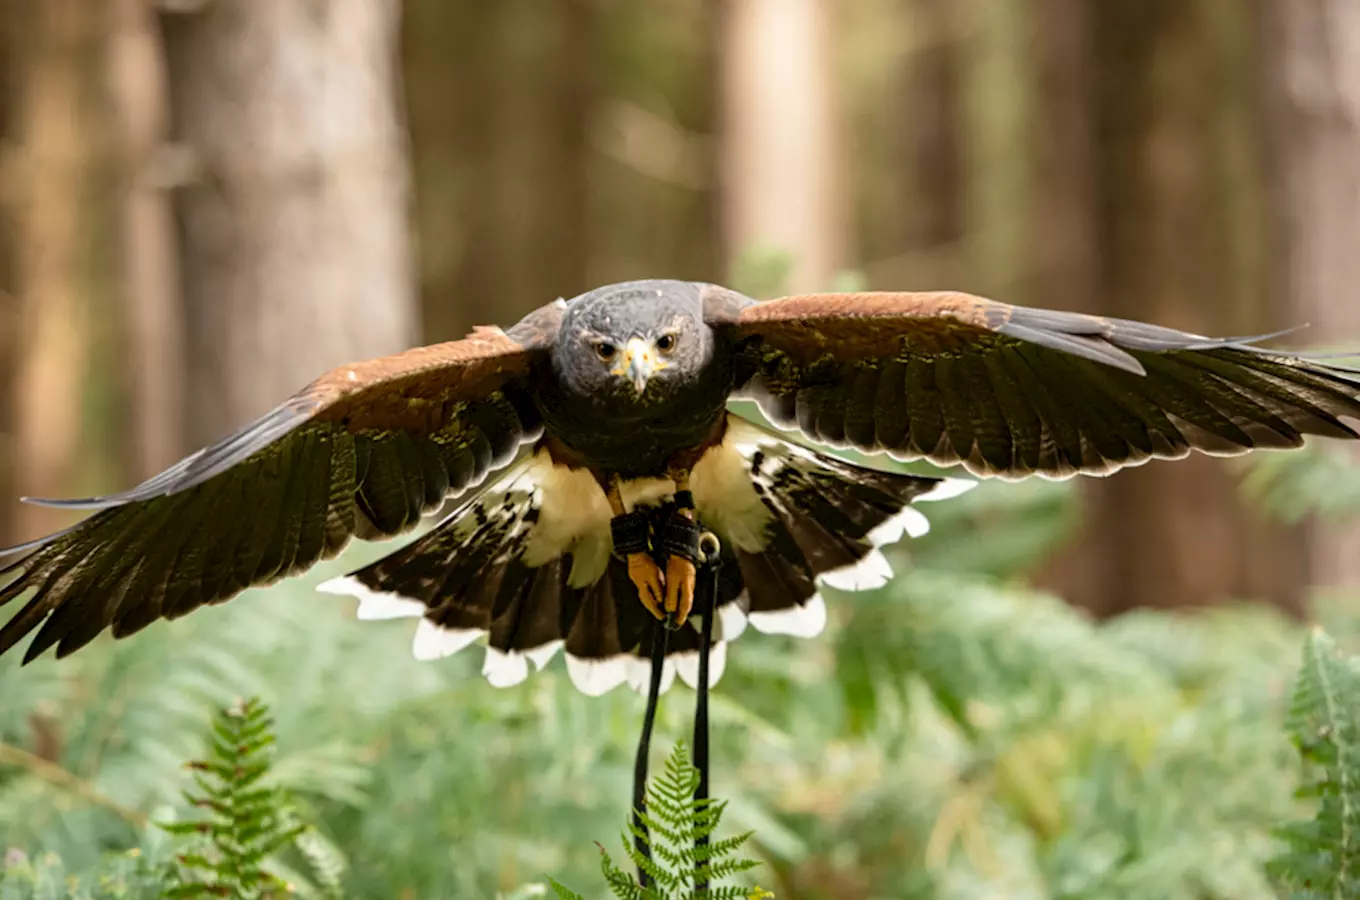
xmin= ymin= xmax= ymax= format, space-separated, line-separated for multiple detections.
xmin=621 ymin=502 xmax=721 ymax=890
xmin=692 ymin=543 xmax=719 ymax=893
xmin=631 ymin=612 xmax=669 ymax=877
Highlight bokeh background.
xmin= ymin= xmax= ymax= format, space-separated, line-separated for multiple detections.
xmin=2 ymin=1 xmax=1360 ymax=897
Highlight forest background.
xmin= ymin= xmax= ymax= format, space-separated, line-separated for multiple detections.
xmin=2 ymin=1 xmax=1360 ymax=897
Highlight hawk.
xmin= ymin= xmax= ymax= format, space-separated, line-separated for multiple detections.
xmin=3 ymin=280 xmax=1359 ymax=696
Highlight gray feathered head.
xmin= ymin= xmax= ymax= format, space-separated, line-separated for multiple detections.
xmin=552 ymin=280 xmax=715 ymax=405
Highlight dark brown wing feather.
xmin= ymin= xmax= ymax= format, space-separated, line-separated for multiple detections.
xmin=0 ymin=300 xmax=565 ymax=663
xmin=718 ymin=290 xmax=1360 ymax=479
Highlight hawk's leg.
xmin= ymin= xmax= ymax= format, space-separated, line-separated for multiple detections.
xmin=608 ymin=478 xmax=665 ymax=620
xmin=662 ymin=472 xmax=699 ymax=628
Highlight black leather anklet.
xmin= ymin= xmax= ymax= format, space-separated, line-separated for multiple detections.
xmin=658 ymin=514 xmax=702 ymax=563
xmin=610 ymin=510 xmax=652 ymax=557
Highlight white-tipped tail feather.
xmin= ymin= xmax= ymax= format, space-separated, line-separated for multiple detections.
xmin=717 ymin=602 xmax=748 ymax=642
xmin=747 ymin=594 xmax=828 ymax=638
xmin=675 ymin=640 xmax=727 ymax=689
xmin=482 ymin=647 xmax=530 ymax=688
xmin=625 ymin=655 xmax=678 ymax=695
xmin=412 ymin=618 xmax=482 ymax=661
xmin=917 ymin=477 xmax=978 ymax=503
xmin=319 ymin=575 xmax=425 ymax=621
xmin=525 ymin=640 xmax=562 ymax=671
xmin=567 ymin=655 xmax=632 ymax=696
xmin=818 ymin=549 xmax=893 ymax=592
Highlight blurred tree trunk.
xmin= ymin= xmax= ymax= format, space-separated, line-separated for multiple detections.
xmin=1267 ymin=0 xmax=1360 ymax=590
xmin=1027 ymin=0 xmax=1107 ymax=604
xmin=402 ymin=0 xmax=493 ymax=342
xmin=9 ymin=0 xmax=98 ymax=542
xmin=0 ymin=0 xmax=18 ymax=545
xmin=162 ymin=0 xmax=417 ymax=445
xmin=962 ymin=0 xmax=1031 ymax=303
xmin=404 ymin=0 xmax=597 ymax=342
xmin=108 ymin=0 xmax=184 ymax=480
xmin=1029 ymin=0 xmax=1095 ymax=313
xmin=718 ymin=0 xmax=846 ymax=293
xmin=1038 ymin=0 xmax=1307 ymax=616
xmin=899 ymin=0 xmax=964 ymax=252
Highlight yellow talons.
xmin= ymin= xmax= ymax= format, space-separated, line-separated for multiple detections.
xmin=664 ymin=554 xmax=697 ymax=627
xmin=627 ymin=552 xmax=666 ymax=620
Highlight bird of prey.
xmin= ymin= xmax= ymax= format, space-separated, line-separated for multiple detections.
xmin=3 ymin=280 xmax=1359 ymax=696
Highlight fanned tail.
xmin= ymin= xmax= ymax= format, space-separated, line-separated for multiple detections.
xmin=319 ymin=415 xmax=975 ymax=695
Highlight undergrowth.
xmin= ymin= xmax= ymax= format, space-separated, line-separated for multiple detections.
xmin=0 ymin=698 xmax=337 ymax=899
xmin=0 ymin=705 xmax=767 ymax=899
xmin=1270 ymin=629 xmax=1360 ymax=899
xmin=4 ymin=448 xmax=1360 ymax=895
xmin=3 ymin=627 xmax=1359 ymax=898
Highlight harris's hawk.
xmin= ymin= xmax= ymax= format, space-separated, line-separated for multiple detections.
xmin=2 ymin=280 xmax=1359 ymax=694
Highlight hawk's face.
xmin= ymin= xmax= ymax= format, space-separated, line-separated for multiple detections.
xmin=553 ymin=280 xmax=714 ymax=406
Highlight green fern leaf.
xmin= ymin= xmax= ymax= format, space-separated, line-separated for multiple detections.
xmin=546 ymin=877 xmax=588 ymax=900
xmin=1270 ymin=628 xmax=1360 ymax=898
xmin=550 ymin=742 xmax=771 ymax=898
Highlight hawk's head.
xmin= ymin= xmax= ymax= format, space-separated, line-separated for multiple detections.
xmin=553 ymin=280 xmax=714 ymax=405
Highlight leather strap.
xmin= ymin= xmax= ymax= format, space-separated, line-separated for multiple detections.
xmin=630 ymin=519 xmax=722 ymax=891
xmin=610 ymin=510 xmax=652 ymax=557
xmin=658 ymin=514 xmax=702 ymax=563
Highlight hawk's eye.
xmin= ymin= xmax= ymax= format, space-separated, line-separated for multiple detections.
xmin=595 ymin=342 xmax=617 ymax=361
xmin=656 ymin=334 xmax=676 ymax=353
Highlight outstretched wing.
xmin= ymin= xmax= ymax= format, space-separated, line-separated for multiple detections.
xmin=0 ymin=300 xmax=565 ymax=663
xmin=711 ymin=290 xmax=1360 ymax=479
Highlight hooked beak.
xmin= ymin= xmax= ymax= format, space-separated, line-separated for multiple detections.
xmin=613 ymin=337 xmax=665 ymax=394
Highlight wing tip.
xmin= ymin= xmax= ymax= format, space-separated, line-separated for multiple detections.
xmin=20 ymin=495 xmax=118 ymax=510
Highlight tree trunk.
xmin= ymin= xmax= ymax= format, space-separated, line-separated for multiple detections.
xmin=899 ymin=0 xmax=965 ymax=252
xmin=107 ymin=0 xmax=184 ymax=480
xmin=962 ymin=0 xmax=1032 ymax=302
xmin=1038 ymin=0 xmax=1307 ymax=616
xmin=1267 ymin=0 xmax=1360 ymax=590
xmin=402 ymin=0 xmax=599 ymax=343
xmin=0 ymin=0 xmax=19 ymax=546
xmin=718 ymin=0 xmax=846 ymax=294
xmin=1029 ymin=0 xmax=1096 ymax=314
xmin=162 ymin=0 xmax=417 ymax=446
xmin=9 ymin=0 xmax=98 ymax=542
xmin=1025 ymin=0 xmax=1109 ymax=603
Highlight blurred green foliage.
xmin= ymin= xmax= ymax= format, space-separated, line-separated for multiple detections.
xmin=1 ymin=445 xmax=1359 ymax=898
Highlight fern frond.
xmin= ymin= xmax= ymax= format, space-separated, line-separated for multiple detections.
xmin=156 ymin=698 xmax=319 ymax=898
xmin=696 ymin=887 xmax=759 ymax=900
xmin=689 ymin=830 xmax=753 ymax=863
xmin=549 ymin=742 xmax=771 ymax=898
xmin=618 ymin=829 xmax=674 ymax=890
xmin=546 ymin=877 xmax=588 ymax=900
xmin=630 ymin=809 xmax=689 ymax=850
xmin=597 ymin=843 xmax=649 ymax=899
xmin=291 ymin=827 xmax=346 ymax=899
xmin=1269 ymin=628 xmax=1360 ymax=898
